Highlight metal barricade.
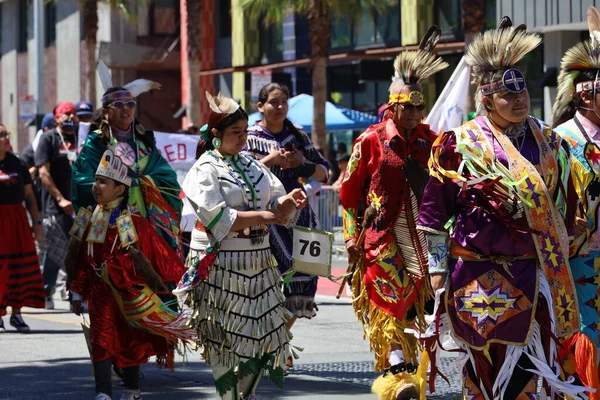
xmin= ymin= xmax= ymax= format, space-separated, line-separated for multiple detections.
xmin=313 ymin=186 xmax=343 ymax=235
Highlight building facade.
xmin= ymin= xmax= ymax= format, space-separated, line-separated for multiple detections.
xmin=185 ymin=0 xmax=498 ymax=126
xmin=0 ymin=0 xmax=181 ymax=152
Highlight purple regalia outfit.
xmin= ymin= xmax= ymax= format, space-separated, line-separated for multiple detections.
xmin=417 ymin=115 xmax=585 ymax=399
xmin=245 ymin=123 xmax=329 ymax=318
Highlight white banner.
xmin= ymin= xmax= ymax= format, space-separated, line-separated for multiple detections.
xmin=426 ymin=56 xmax=471 ymax=134
xmin=78 ymin=123 xmax=200 ymax=167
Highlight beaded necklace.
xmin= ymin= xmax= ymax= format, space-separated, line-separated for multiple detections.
xmin=208 ymin=150 xmax=257 ymax=210
xmin=207 ymin=150 xmax=266 ymax=244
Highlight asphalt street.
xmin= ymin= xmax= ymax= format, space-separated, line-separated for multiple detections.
xmin=0 ymin=255 xmax=463 ymax=400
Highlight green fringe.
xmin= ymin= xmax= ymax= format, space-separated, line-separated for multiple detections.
xmin=214 ymin=353 xmax=285 ymax=396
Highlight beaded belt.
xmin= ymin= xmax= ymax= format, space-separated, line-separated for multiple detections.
xmin=194 ymin=219 xmax=267 ymax=241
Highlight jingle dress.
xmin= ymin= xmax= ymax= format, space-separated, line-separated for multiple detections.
xmin=245 ymin=123 xmax=328 ymax=318
xmin=0 ymin=152 xmax=45 ymax=315
xmin=339 ymin=118 xmax=435 ymax=372
xmin=72 ymin=126 xmax=182 ymax=250
xmin=182 ymin=150 xmax=294 ymax=398
xmin=417 ymin=115 xmax=586 ymax=399
xmin=69 ymin=204 xmax=189 ymax=368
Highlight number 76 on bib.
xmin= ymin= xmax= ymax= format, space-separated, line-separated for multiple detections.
xmin=292 ymin=227 xmax=334 ymax=277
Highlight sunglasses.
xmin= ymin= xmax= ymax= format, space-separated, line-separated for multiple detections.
xmin=110 ymin=100 xmax=137 ymax=110
xmin=0 ymin=132 xmax=10 ymax=139
xmin=399 ymin=103 xmax=426 ymax=111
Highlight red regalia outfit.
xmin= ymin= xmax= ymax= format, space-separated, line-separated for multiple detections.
xmin=340 ymin=26 xmax=449 ymax=400
xmin=68 ymin=149 xmax=193 ymax=375
xmin=70 ymin=210 xmax=187 ymax=367
xmin=0 ymin=152 xmax=45 ymax=317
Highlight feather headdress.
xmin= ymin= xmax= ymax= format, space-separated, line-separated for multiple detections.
xmin=466 ymin=17 xmax=541 ymax=88
xmin=552 ymin=6 xmax=600 ymax=125
xmin=205 ymin=91 xmax=242 ymax=130
xmin=389 ymin=26 xmax=449 ymax=98
xmin=205 ymin=91 xmax=240 ymax=115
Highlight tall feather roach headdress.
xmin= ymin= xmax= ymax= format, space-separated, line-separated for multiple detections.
xmin=552 ymin=6 xmax=600 ymax=125
xmin=388 ymin=26 xmax=449 ymax=105
xmin=466 ymin=17 xmax=541 ymax=96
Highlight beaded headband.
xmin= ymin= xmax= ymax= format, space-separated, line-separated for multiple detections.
xmin=388 ymin=91 xmax=425 ymax=105
xmin=101 ymin=90 xmax=133 ymax=107
xmin=480 ymin=68 xmax=527 ymax=96
xmin=575 ymin=79 xmax=600 ymax=93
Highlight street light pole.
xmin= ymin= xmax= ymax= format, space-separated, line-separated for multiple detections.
xmin=33 ymin=0 xmax=45 ymax=117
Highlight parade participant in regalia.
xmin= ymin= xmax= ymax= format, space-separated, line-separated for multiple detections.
xmin=418 ymin=18 xmax=588 ymax=399
xmin=176 ymin=92 xmax=307 ymax=400
xmin=339 ymin=27 xmax=448 ymax=400
xmin=245 ymin=83 xmax=329 ymax=339
xmin=552 ymin=6 xmax=600 ymax=398
xmin=68 ymin=149 xmax=193 ymax=400
xmin=72 ymin=81 xmax=182 ymax=251
xmin=0 ymin=125 xmax=45 ymax=332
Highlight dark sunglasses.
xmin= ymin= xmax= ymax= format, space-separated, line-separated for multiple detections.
xmin=399 ymin=103 xmax=426 ymax=111
xmin=110 ymin=100 xmax=137 ymax=110
xmin=0 ymin=131 xmax=11 ymax=139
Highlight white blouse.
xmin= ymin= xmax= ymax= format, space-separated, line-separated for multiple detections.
xmin=183 ymin=150 xmax=288 ymax=243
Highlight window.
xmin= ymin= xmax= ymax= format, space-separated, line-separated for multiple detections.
xmin=150 ymin=0 xmax=179 ymax=36
xmin=435 ymin=0 xmax=463 ymax=42
xmin=484 ymin=0 xmax=497 ymax=31
xmin=219 ymin=0 xmax=231 ymax=38
xmin=376 ymin=4 xmax=400 ymax=44
xmin=353 ymin=11 xmax=376 ymax=46
xmin=45 ymin=1 xmax=56 ymax=47
xmin=330 ymin=4 xmax=400 ymax=51
xmin=18 ymin=0 xmax=28 ymax=53
xmin=259 ymin=20 xmax=283 ymax=64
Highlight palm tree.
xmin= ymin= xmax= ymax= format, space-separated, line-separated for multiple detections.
xmin=80 ymin=0 xmax=145 ymax=103
xmin=240 ymin=0 xmax=395 ymax=156
xmin=183 ymin=0 xmax=202 ymax=127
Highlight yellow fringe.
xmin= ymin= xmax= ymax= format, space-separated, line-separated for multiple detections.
xmin=350 ymin=260 xmax=427 ymax=371
xmin=372 ymin=371 xmax=419 ymax=400
xmin=418 ymin=351 xmax=430 ymax=400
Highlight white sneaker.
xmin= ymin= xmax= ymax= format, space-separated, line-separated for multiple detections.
xmin=119 ymin=389 xmax=141 ymax=400
xmin=45 ymin=296 xmax=55 ymax=310
xmin=60 ymin=288 xmax=69 ymax=301
xmin=94 ymin=393 xmax=112 ymax=400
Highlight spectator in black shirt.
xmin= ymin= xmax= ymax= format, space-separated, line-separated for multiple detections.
xmin=0 ymin=125 xmax=45 ymax=332
xmin=34 ymin=102 xmax=78 ymax=309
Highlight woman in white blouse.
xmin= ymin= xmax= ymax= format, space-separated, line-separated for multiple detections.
xmin=179 ymin=92 xmax=306 ymax=400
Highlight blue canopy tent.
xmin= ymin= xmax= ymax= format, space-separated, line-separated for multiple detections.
xmin=247 ymin=93 xmax=378 ymax=132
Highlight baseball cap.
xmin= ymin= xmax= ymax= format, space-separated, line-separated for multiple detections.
xmin=41 ymin=113 xmax=55 ymax=130
xmin=75 ymin=100 xmax=94 ymax=116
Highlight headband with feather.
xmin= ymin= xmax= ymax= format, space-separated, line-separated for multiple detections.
xmin=205 ymin=91 xmax=241 ymax=130
xmin=466 ymin=17 xmax=541 ymax=95
xmin=388 ymin=26 xmax=449 ymax=104
xmin=552 ymin=6 xmax=600 ymax=125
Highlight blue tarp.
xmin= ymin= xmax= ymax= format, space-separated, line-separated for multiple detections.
xmin=247 ymin=93 xmax=378 ymax=132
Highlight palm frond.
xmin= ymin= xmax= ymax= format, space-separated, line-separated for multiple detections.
xmin=240 ymin=0 xmax=396 ymax=24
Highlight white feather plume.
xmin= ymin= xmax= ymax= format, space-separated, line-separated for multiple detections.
xmin=123 ymin=79 xmax=162 ymax=98
xmin=205 ymin=91 xmax=240 ymax=115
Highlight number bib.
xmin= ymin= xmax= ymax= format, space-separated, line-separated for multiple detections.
xmin=292 ymin=227 xmax=334 ymax=277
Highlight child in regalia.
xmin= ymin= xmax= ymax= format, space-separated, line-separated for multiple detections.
xmin=67 ymin=149 xmax=194 ymax=400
